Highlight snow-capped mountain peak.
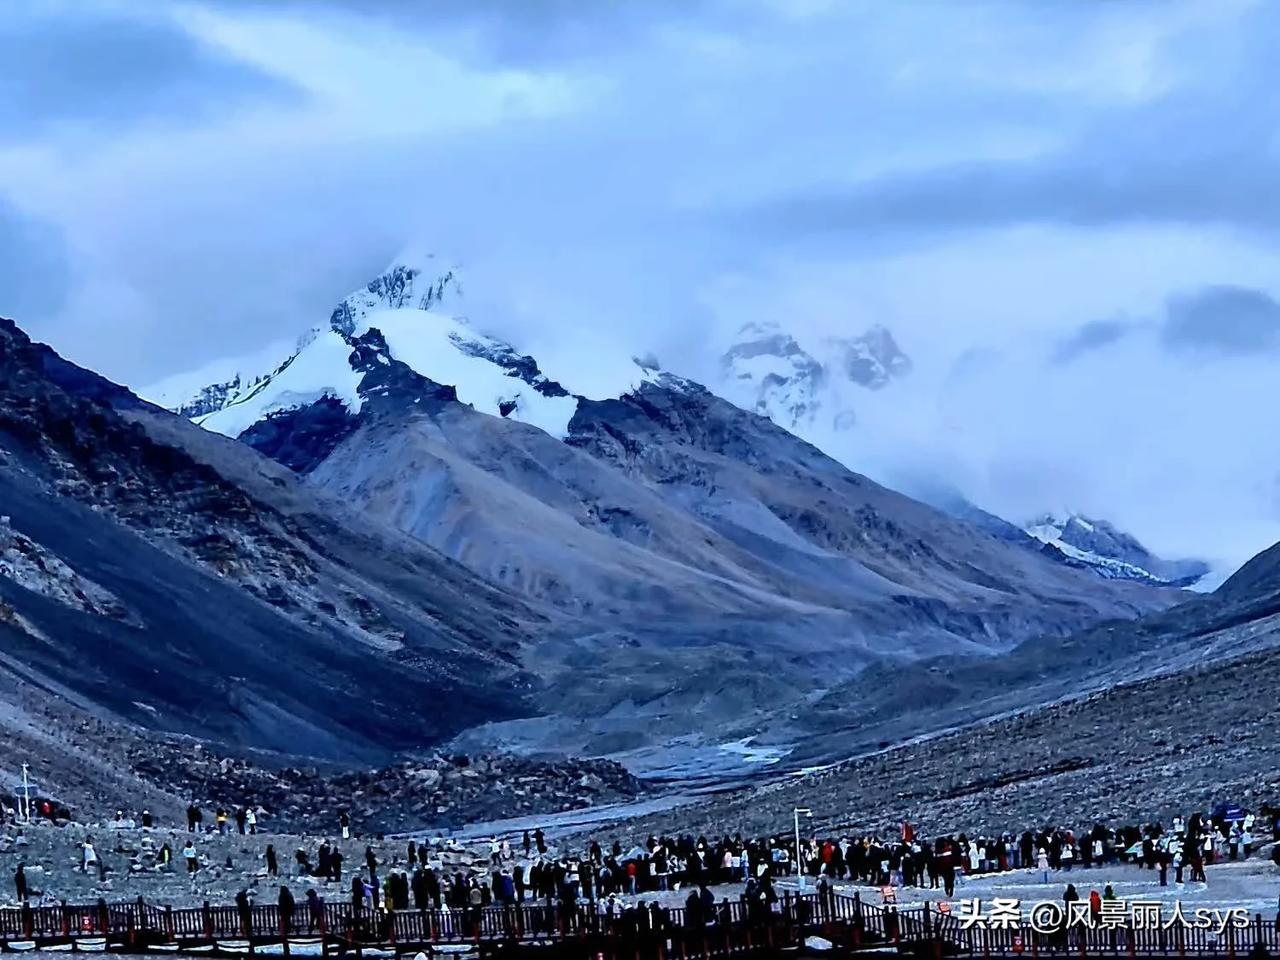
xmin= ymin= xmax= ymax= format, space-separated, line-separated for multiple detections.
xmin=717 ymin=319 xmax=911 ymax=431
xmin=829 ymin=324 xmax=912 ymax=390
xmin=329 ymin=256 xmax=462 ymax=337
xmin=1025 ymin=511 xmax=1210 ymax=588
xmin=146 ymin=256 xmax=687 ymax=447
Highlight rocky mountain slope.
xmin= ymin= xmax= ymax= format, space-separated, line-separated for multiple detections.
xmin=0 ymin=314 xmax=543 ymax=768
xmin=601 ymin=537 xmax=1280 ymax=839
xmin=148 ymin=261 xmax=1182 ymax=765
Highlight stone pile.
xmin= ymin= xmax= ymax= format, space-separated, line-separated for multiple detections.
xmin=128 ymin=742 xmax=641 ymax=834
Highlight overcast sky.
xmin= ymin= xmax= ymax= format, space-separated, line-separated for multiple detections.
xmin=3 ymin=0 xmax=1279 ymax=574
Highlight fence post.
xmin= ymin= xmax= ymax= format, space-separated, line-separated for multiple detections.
xmin=924 ymin=901 xmax=942 ymax=960
xmin=61 ymin=899 xmax=70 ymax=936
xmin=203 ymin=901 xmax=213 ymax=939
xmin=165 ymin=905 xmax=174 ymax=941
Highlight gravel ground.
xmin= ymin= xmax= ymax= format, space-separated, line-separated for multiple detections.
xmin=0 ymin=821 xmax=496 ymax=909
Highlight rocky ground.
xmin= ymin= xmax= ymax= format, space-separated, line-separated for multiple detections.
xmin=0 ymin=659 xmax=640 ymax=839
xmin=126 ymin=739 xmax=641 ymax=834
xmin=567 ymin=644 xmax=1280 ymax=844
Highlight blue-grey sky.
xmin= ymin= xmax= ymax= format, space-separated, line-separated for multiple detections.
xmin=2 ymin=0 xmax=1279 ymax=572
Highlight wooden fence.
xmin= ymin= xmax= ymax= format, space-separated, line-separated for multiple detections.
xmin=0 ymin=890 xmax=1275 ymax=957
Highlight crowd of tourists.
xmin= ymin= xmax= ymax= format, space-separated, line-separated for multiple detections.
xmin=201 ymin=803 xmax=1280 ymax=921
xmin=7 ymin=799 xmax=1279 ymax=923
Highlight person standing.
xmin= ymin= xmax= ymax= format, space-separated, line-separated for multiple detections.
xmin=82 ymin=837 xmax=99 ymax=874
xmin=306 ymin=889 xmax=323 ymax=934
xmin=14 ymin=863 xmax=27 ymax=903
xmin=339 ymin=810 xmax=351 ymax=841
xmin=246 ymin=809 xmax=257 ymax=835
xmin=236 ymin=889 xmax=253 ymax=936
xmin=236 ymin=809 xmax=247 ymax=835
xmin=266 ymin=845 xmax=279 ymax=878
xmin=183 ymin=841 xmax=199 ymax=875
xmin=278 ymin=886 xmax=296 ymax=934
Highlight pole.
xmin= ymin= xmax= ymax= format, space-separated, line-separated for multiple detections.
xmin=794 ymin=811 xmax=802 ymax=890
xmin=793 ymin=809 xmax=810 ymax=890
xmin=21 ymin=764 xmax=31 ymax=823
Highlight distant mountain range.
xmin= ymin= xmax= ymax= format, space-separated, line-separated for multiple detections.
xmin=715 ymin=318 xmax=1211 ymax=590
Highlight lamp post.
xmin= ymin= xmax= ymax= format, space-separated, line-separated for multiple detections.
xmin=794 ymin=808 xmax=811 ymax=889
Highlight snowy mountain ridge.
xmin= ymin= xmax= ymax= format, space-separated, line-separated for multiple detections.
xmin=145 ymin=257 xmax=672 ymax=442
xmin=1025 ymin=512 xmax=1211 ymax=588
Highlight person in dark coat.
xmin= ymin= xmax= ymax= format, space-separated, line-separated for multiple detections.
xmin=266 ymin=845 xmax=278 ymax=878
xmin=306 ymin=889 xmax=323 ymax=933
xmin=14 ymin=864 xmax=27 ymax=903
xmin=236 ymin=889 xmax=253 ymax=935
xmin=412 ymin=869 xmax=428 ymax=909
xmin=278 ymin=886 xmax=296 ymax=934
xmin=330 ymin=849 xmax=344 ymax=882
xmin=350 ymin=875 xmax=364 ymax=912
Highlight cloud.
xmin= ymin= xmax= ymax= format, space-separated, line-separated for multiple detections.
xmin=0 ymin=200 xmax=71 ymax=321
xmin=200 ymin=0 xmax=714 ymax=63
xmin=740 ymin=2 xmax=1277 ymax=243
xmin=1162 ymin=285 xmax=1280 ymax=356
xmin=0 ymin=5 xmax=301 ymax=139
xmin=1051 ymin=319 xmax=1135 ymax=365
